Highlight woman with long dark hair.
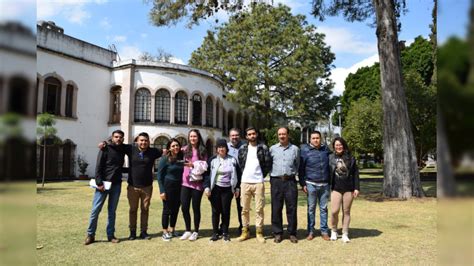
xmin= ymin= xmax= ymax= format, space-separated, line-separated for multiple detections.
xmin=179 ymin=129 xmax=208 ymax=241
xmin=329 ymin=137 xmax=360 ymax=243
xmin=157 ymin=138 xmax=188 ymax=241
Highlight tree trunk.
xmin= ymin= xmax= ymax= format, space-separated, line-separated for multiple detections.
xmin=437 ymin=108 xmax=456 ymax=197
xmin=373 ymin=0 xmax=424 ymax=198
xmin=42 ymin=135 xmax=46 ymax=187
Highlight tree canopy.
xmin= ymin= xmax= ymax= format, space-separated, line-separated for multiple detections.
xmin=189 ymin=4 xmax=335 ymax=128
xmin=341 ymin=36 xmax=436 ymax=163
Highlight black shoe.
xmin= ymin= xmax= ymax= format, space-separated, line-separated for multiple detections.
xmin=107 ymin=236 xmax=120 ymax=243
xmin=217 ymin=228 xmax=223 ymax=237
xmin=223 ymin=234 xmax=231 ymax=242
xmin=129 ymin=230 xmax=136 ymax=240
xmin=140 ymin=231 xmax=151 ymax=240
xmin=274 ymin=234 xmax=282 ymax=243
xmin=238 ymin=225 xmax=243 ymax=235
xmin=209 ymin=233 xmax=219 ymax=242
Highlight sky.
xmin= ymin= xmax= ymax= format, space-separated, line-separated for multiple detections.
xmin=1 ymin=0 xmax=470 ymax=96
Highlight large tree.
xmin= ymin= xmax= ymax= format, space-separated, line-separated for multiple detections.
xmin=340 ymin=37 xmax=436 ymax=165
xmin=189 ymin=4 xmax=335 ymax=128
xmin=312 ymin=0 xmax=424 ymax=198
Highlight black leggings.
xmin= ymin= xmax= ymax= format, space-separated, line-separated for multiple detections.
xmin=162 ymin=180 xmax=181 ymax=229
xmin=180 ymin=186 xmax=203 ymax=232
xmin=210 ymin=186 xmax=233 ymax=234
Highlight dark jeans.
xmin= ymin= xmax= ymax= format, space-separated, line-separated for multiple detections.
xmin=220 ymin=193 xmax=242 ymax=232
xmin=210 ymin=186 xmax=233 ymax=234
xmin=162 ymin=180 xmax=181 ymax=229
xmin=270 ymin=178 xmax=298 ymax=236
xmin=180 ymin=186 xmax=203 ymax=232
xmin=87 ymin=182 xmax=122 ymax=237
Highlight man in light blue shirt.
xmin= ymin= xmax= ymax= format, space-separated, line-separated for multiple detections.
xmin=227 ymin=128 xmax=244 ymax=233
xmin=269 ymin=126 xmax=300 ymax=243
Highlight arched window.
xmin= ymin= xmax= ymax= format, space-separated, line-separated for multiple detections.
xmin=110 ymin=86 xmax=121 ymax=123
xmin=228 ymin=110 xmax=234 ymax=132
xmin=62 ymin=140 xmax=76 ymax=177
xmin=134 ymin=88 xmax=151 ymax=122
xmin=205 ymin=96 xmax=213 ymax=127
xmin=153 ymin=136 xmax=169 ymax=150
xmin=65 ymin=84 xmax=74 ymax=118
xmin=153 ymin=136 xmax=169 ymax=171
xmin=43 ymin=77 xmax=61 ymax=115
xmin=155 ymin=89 xmax=170 ymax=123
xmin=8 ymin=76 xmax=29 ymax=115
xmin=192 ymin=94 xmax=202 ymax=126
xmin=176 ymin=136 xmax=187 ymax=147
xmin=206 ymin=139 xmax=214 ymax=158
xmin=175 ymin=91 xmax=188 ymax=124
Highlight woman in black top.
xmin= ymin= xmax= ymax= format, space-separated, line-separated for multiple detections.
xmin=157 ymin=138 xmax=189 ymax=241
xmin=329 ymin=137 xmax=360 ymax=243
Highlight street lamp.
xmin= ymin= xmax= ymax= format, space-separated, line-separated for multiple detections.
xmin=336 ymin=101 xmax=342 ymax=137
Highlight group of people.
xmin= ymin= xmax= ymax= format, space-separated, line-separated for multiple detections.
xmin=84 ymin=126 xmax=360 ymax=245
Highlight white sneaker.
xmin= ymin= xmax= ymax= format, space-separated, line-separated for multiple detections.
xmin=189 ymin=232 xmax=199 ymax=241
xmin=330 ymin=230 xmax=338 ymax=241
xmin=342 ymin=234 xmax=350 ymax=243
xmin=162 ymin=232 xmax=172 ymax=242
xmin=180 ymin=231 xmax=192 ymax=240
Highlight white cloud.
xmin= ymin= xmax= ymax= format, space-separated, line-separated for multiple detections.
xmin=273 ymin=0 xmax=309 ymax=13
xmin=0 ymin=0 xmax=36 ymax=21
xmin=118 ymin=45 xmax=142 ymax=61
xmin=112 ymin=35 xmax=127 ymax=43
xmin=331 ymin=53 xmax=379 ymax=96
xmin=316 ymin=26 xmax=378 ymax=55
xmin=168 ymin=57 xmax=185 ymax=65
xmin=99 ymin=17 xmax=111 ymax=30
xmin=37 ymin=0 xmax=107 ymax=25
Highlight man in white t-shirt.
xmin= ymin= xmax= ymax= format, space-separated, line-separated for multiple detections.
xmin=236 ymin=127 xmax=272 ymax=243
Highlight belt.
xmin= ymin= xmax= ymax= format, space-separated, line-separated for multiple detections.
xmin=271 ymin=175 xmax=295 ymax=181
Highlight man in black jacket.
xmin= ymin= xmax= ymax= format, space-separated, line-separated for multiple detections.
xmin=85 ymin=130 xmax=126 ymax=245
xmin=236 ymin=127 xmax=272 ymax=243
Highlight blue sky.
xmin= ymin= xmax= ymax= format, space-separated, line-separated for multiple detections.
xmin=1 ymin=0 xmax=469 ymax=95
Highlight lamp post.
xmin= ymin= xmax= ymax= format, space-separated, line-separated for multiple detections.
xmin=336 ymin=101 xmax=342 ymax=137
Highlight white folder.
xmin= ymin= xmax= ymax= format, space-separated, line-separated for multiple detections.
xmin=89 ymin=179 xmax=112 ymax=190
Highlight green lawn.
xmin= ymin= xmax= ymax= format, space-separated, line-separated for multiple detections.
xmin=37 ymin=180 xmax=437 ymax=265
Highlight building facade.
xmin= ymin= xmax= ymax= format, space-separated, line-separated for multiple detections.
xmin=36 ymin=21 xmax=249 ymax=179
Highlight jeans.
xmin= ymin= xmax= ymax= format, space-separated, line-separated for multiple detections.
xmin=87 ymin=182 xmax=122 ymax=237
xmin=210 ymin=186 xmax=233 ymax=234
xmin=180 ymin=186 xmax=203 ymax=232
xmin=162 ymin=179 xmax=181 ymax=229
xmin=306 ymin=183 xmax=329 ymax=235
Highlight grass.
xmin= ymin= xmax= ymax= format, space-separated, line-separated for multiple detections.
xmin=37 ymin=180 xmax=437 ymax=265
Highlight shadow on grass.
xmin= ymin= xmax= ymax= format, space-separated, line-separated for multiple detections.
xmin=37 ymin=187 xmax=72 ymax=194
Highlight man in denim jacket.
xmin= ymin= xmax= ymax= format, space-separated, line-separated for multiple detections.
xmin=299 ymin=130 xmax=331 ymax=241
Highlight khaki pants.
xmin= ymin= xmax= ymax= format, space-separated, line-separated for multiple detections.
xmin=240 ymin=182 xmax=265 ymax=228
xmin=127 ymin=185 xmax=153 ymax=232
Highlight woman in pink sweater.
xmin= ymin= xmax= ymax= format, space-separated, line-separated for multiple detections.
xmin=179 ymin=129 xmax=208 ymax=241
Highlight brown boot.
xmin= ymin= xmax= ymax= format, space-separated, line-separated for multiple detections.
xmin=237 ymin=226 xmax=250 ymax=242
xmin=84 ymin=235 xmax=95 ymax=245
xmin=256 ymin=227 xmax=266 ymax=243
